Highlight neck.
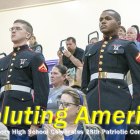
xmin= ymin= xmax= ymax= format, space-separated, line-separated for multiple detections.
xmin=64 ymin=122 xmax=77 ymax=130
xmin=53 ymin=83 xmax=64 ymax=88
xmin=71 ymin=48 xmax=76 ymax=54
xmin=65 ymin=116 xmax=77 ymax=125
xmin=104 ymin=33 xmax=117 ymax=37
xmin=63 ymin=123 xmax=78 ymax=136
xmin=67 ymin=122 xmax=77 ymax=126
xmin=104 ymin=28 xmax=118 ymax=37
xmin=13 ymin=40 xmax=27 ymax=48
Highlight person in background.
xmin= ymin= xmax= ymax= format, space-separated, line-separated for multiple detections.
xmin=83 ymin=37 xmax=99 ymax=61
xmin=82 ymin=9 xmax=140 ymax=140
xmin=118 ymin=25 xmax=126 ymax=39
xmin=125 ymin=26 xmax=140 ymax=140
xmin=0 ymin=19 xmax=49 ymax=140
xmin=126 ymin=26 xmax=140 ymax=50
xmin=0 ymin=122 xmax=9 ymax=140
xmin=125 ymin=26 xmax=140 ymax=96
xmin=29 ymin=35 xmax=43 ymax=53
xmin=57 ymin=37 xmax=84 ymax=69
xmin=43 ymin=88 xmax=103 ymax=140
xmin=131 ymin=25 xmax=140 ymax=42
xmin=47 ymin=64 xmax=68 ymax=113
xmin=37 ymin=65 xmax=68 ymax=140
xmin=89 ymin=37 xmax=99 ymax=44
xmin=57 ymin=37 xmax=84 ymax=87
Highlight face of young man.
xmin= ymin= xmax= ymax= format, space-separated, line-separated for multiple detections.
xmin=10 ymin=22 xmax=30 ymax=44
xmin=99 ymin=11 xmax=120 ymax=36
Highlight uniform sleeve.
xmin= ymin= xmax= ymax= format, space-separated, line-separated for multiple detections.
xmin=31 ymin=53 xmax=49 ymax=109
xmin=124 ymin=42 xmax=140 ymax=110
xmin=81 ymin=55 xmax=90 ymax=94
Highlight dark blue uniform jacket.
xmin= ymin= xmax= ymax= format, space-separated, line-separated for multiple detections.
xmin=82 ymin=37 xmax=140 ymax=115
xmin=0 ymin=45 xmax=49 ymax=128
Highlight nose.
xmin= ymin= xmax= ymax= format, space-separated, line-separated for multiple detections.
xmin=126 ymin=34 xmax=130 ymax=37
xmin=50 ymin=73 xmax=54 ymax=78
xmin=10 ymin=27 xmax=17 ymax=32
xmin=11 ymin=30 xmax=15 ymax=34
xmin=101 ymin=18 xmax=106 ymax=24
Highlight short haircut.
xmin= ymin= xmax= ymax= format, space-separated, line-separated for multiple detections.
xmin=14 ymin=19 xmax=33 ymax=35
xmin=119 ymin=26 xmax=126 ymax=33
xmin=66 ymin=37 xmax=76 ymax=44
xmin=103 ymin=9 xmax=121 ymax=24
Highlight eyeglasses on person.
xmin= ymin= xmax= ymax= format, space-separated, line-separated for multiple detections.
xmin=57 ymin=100 xmax=78 ymax=108
xmin=9 ymin=27 xmax=23 ymax=31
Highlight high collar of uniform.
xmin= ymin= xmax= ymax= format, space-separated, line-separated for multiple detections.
xmin=13 ymin=44 xmax=29 ymax=52
xmin=103 ymin=35 xmax=118 ymax=41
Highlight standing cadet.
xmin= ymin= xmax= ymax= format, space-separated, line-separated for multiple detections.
xmin=0 ymin=19 xmax=49 ymax=140
xmin=82 ymin=9 xmax=140 ymax=140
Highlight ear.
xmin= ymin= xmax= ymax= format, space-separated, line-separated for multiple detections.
xmin=63 ymin=74 xmax=67 ymax=79
xmin=26 ymin=32 xmax=31 ymax=40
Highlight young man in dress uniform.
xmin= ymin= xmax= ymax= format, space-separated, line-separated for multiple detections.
xmin=0 ymin=19 xmax=49 ymax=140
xmin=82 ymin=9 xmax=140 ymax=140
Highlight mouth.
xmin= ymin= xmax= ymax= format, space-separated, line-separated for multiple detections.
xmin=50 ymin=79 xmax=54 ymax=83
xmin=100 ymin=25 xmax=107 ymax=29
xmin=126 ymin=37 xmax=132 ymax=40
xmin=11 ymin=34 xmax=16 ymax=38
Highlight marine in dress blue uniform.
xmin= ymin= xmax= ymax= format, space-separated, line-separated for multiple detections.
xmin=0 ymin=20 xmax=49 ymax=140
xmin=82 ymin=9 xmax=140 ymax=140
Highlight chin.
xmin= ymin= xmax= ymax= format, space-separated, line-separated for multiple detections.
xmin=101 ymin=30 xmax=109 ymax=34
xmin=51 ymin=82 xmax=54 ymax=85
xmin=68 ymin=49 xmax=71 ymax=52
xmin=11 ymin=38 xmax=18 ymax=42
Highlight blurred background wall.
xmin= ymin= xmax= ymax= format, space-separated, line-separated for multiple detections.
xmin=0 ymin=0 xmax=139 ymax=60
